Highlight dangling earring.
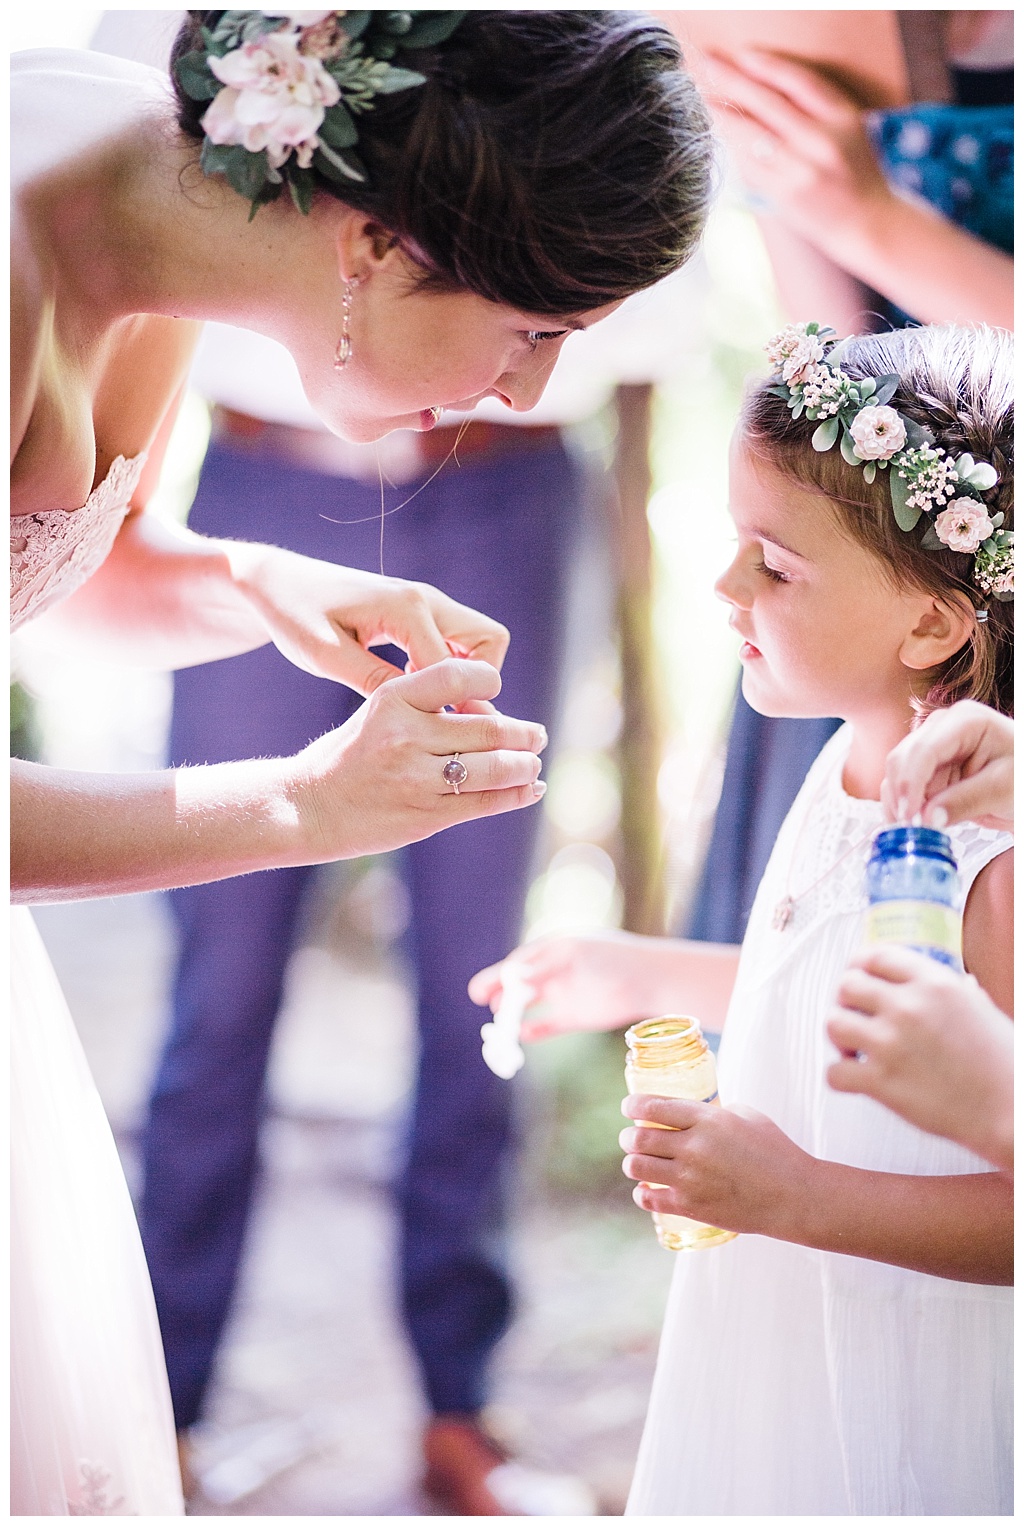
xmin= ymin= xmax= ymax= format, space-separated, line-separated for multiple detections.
xmin=334 ymin=277 xmax=360 ymax=371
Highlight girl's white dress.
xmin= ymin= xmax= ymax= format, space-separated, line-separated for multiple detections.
xmin=13 ymin=51 xmax=189 ymax=1506
xmin=627 ymin=727 xmax=1012 ymax=1516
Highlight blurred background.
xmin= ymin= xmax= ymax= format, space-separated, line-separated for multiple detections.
xmin=10 ymin=8 xmax=782 ymax=1515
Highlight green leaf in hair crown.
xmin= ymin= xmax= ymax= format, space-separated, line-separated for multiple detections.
xmin=763 ymin=322 xmax=1009 ymax=600
xmin=176 ymin=11 xmax=465 ymax=215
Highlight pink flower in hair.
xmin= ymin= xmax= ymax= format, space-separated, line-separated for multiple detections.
xmin=203 ymin=27 xmax=340 ymax=168
xmin=933 ymin=498 xmax=994 ymax=554
xmin=849 ymin=404 xmax=907 ymax=461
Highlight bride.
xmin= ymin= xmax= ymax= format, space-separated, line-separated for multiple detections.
xmin=10 ymin=10 xmax=713 ymax=1513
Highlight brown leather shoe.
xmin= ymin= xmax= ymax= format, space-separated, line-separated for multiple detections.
xmin=422 ymin=1416 xmax=597 ymax=1516
xmin=423 ymin=1416 xmax=512 ymax=1515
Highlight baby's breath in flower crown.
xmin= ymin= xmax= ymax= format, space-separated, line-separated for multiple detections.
xmin=764 ymin=322 xmax=1013 ymax=602
xmin=175 ymin=10 xmax=465 ymax=218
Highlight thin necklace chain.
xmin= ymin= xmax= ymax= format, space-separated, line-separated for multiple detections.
xmin=772 ymin=770 xmax=877 ymax=932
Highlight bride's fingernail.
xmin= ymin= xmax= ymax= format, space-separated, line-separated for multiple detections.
xmin=930 ymin=805 xmax=949 ymax=829
xmin=532 ymin=781 xmax=547 ymax=799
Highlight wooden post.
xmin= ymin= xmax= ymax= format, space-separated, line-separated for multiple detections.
xmin=610 ymin=382 xmax=665 ymax=936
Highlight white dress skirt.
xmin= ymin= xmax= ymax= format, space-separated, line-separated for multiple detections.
xmin=627 ymin=727 xmax=1013 ymax=1516
xmin=11 ymin=909 xmax=184 ymax=1516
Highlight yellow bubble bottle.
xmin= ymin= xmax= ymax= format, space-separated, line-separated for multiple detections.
xmin=624 ymin=1016 xmax=737 ymax=1251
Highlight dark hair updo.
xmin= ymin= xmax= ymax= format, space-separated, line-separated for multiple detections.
xmin=171 ymin=10 xmax=715 ymax=316
xmin=743 ymin=324 xmax=1013 ymax=717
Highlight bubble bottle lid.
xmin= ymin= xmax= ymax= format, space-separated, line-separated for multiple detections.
xmin=869 ymin=824 xmax=957 ymax=868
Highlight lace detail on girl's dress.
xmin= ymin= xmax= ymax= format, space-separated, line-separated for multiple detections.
xmin=10 ymin=454 xmax=146 ymax=633
xmin=746 ymin=725 xmax=1011 ymax=989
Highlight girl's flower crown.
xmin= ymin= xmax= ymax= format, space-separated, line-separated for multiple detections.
xmin=175 ymin=10 xmax=465 ymax=219
xmin=765 ymin=322 xmax=1013 ymax=603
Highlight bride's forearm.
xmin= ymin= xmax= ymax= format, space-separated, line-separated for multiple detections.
xmin=24 ymin=510 xmax=275 ymax=669
xmin=11 ymin=756 xmax=314 ymax=903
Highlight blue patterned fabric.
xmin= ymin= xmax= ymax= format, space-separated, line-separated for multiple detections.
xmin=871 ymin=103 xmax=1013 ymax=255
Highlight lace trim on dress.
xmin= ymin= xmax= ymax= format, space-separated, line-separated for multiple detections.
xmin=10 ymin=454 xmax=146 ymax=633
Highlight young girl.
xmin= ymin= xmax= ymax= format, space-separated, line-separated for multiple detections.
xmin=471 ymin=322 xmax=1013 ymax=1514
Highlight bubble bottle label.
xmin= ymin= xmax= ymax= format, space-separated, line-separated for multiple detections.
xmin=864 ymin=825 xmax=962 ymax=968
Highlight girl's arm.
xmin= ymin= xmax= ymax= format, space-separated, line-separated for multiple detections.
xmin=469 ymin=933 xmax=741 ymax=1041
xmin=622 ymin=848 xmax=1014 ymax=1285
xmin=12 ymin=660 xmax=546 ymax=903
xmin=620 ymin=1096 xmax=1013 ymax=1284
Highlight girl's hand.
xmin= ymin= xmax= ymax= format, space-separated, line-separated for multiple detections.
xmin=228 ymin=542 xmax=511 ymax=710
xmin=827 ymin=945 xmax=1013 ymax=1170
xmin=289 ymin=658 xmax=547 ymax=861
xmin=619 ymin=1095 xmax=816 ymax=1238
xmin=881 ymin=701 xmax=1014 ymax=833
xmin=703 ymin=49 xmax=893 ymax=257
xmin=468 ymin=930 xmax=676 ymax=1042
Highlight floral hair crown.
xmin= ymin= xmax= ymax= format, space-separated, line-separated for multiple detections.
xmin=764 ymin=322 xmax=1013 ymax=603
xmin=175 ymin=10 xmax=466 ymax=218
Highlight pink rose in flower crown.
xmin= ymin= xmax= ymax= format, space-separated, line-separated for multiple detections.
xmin=933 ymin=499 xmax=994 ymax=554
xmin=849 ymin=404 xmax=907 ymax=461
xmin=203 ymin=28 xmax=341 ymax=169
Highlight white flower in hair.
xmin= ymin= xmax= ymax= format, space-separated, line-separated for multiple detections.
xmin=203 ymin=28 xmax=341 ymax=168
xmin=849 ymin=404 xmax=907 ymax=461
xmin=934 ymin=499 xmax=995 ymax=554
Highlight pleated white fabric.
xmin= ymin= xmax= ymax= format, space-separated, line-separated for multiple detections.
xmin=628 ymin=727 xmax=1012 ymax=1516
xmin=11 ymin=908 xmax=185 ymax=1516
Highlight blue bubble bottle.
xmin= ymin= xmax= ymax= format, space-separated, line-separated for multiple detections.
xmin=864 ymin=826 xmax=962 ymax=968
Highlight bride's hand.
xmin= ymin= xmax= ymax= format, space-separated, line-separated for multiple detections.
xmin=288 ymin=657 xmax=548 ymax=861
xmin=227 ymin=542 xmax=510 ymax=708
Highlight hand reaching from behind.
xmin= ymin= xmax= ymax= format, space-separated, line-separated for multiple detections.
xmin=881 ymin=701 xmax=1013 ymax=834
xmin=827 ymin=945 xmax=1013 ymax=1171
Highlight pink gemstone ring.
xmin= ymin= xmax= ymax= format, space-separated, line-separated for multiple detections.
xmin=442 ymin=754 xmax=469 ymax=793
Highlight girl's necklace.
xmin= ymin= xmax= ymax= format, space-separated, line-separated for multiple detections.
xmin=771 ymin=770 xmax=877 ymax=932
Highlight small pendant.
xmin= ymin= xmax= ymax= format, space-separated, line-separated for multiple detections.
xmin=772 ymin=896 xmax=795 ymax=932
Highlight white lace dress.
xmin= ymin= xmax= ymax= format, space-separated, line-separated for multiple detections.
xmin=11 ymin=456 xmax=185 ymax=1516
xmin=627 ymin=726 xmax=1012 ymax=1516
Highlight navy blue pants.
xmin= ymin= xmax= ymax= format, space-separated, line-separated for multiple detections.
xmin=139 ymin=434 xmax=583 ymax=1428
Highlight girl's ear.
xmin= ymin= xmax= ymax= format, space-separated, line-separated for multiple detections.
xmin=899 ymin=594 xmax=975 ymax=672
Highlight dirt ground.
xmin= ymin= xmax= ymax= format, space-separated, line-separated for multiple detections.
xmin=34 ymin=887 xmax=673 ymax=1517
